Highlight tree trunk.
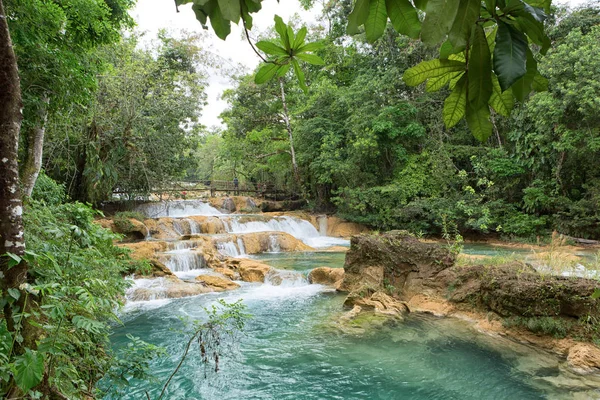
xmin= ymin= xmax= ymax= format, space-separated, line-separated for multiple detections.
xmin=278 ymin=78 xmax=300 ymax=186
xmin=0 ymin=0 xmax=26 ymax=287
xmin=21 ymin=94 xmax=50 ymax=197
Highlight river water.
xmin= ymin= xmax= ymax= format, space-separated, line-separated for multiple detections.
xmin=105 ymin=202 xmax=600 ymax=399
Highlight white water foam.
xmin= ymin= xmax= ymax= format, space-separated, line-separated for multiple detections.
xmin=224 ymin=216 xmax=349 ymax=248
xmin=162 ymin=249 xmax=206 ymax=272
xmin=136 ymin=200 xmax=222 ymax=218
xmin=216 ymin=240 xmax=246 ymax=257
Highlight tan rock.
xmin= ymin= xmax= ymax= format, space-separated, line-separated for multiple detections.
xmin=238 ymin=232 xmax=313 ymax=254
xmin=128 ymin=276 xmax=213 ymax=301
xmin=195 ymin=274 xmax=240 ymax=291
xmin=308 ymin=267 xmax=344 ymax=286
xmin=326 ymin=216 xmax=368 ymax=237
xmin=214 ymin=267 xmax=240 ymax=280
xmin=237 ymin=259 xmax=272 ymax=282
xmin=120 ymin=241 xmax=167 ymax=261
xmin=323 ymin=245 xmax=349 ymax=252
xmin=567 ymin=343 xmax=600 ymax=374
xmin=407 ymin=294 xmax=454 ymax=317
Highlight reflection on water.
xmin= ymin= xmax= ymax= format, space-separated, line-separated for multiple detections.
xmin=106 ymin=251 xmax=600 ymax=400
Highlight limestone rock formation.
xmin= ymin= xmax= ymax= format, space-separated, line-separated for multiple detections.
xmin=236 ymin=259 xmax=272 ymax=282
xmin=195 ymin=274 xmax=240 ymax=291
xmin=221 ymin=197 xmax=237 ymax=213
xmin=567 ymin=343 xmax=600 ymax=374
xmin=308 ymin=267 xmax=344 ymax=286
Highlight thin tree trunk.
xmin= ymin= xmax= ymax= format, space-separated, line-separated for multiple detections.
xmin=21 ymin=93 xmax=50 ymax=197
xmin=278 ymin=78 xmax=300 ymax=186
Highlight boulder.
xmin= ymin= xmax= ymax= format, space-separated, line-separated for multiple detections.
xmin=326 ymin=216 xmax=368 ymax=237
xmin=238 ymin=232 xmax=313 ymax=254
xmin=237 ymin=259 xmax=272 ymax=282
xmin=246 ymin=197 xmax=258 ymax=210
xmin=221 ymin=197 xmax=237 ymax=213
xmin=567 ymin=343 xmax=600 ymax=374
xmin=195 ymin=274 xmax=240 ymax=291
xmin=214 ymin=267 xmax=240 ymax=280
xmin=147 ymin=260 xmax=174 ymax=278
xmin=308 ymin=267 xmax=344 ymax=286
xmin=128 ymin=276 xmax=213 ymax=301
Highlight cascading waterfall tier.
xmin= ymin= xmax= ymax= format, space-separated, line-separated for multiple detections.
xmin=136 ymin=200 xmax=222 ymax=218
xmin=160 ymin=249 xmax=206 ymax=272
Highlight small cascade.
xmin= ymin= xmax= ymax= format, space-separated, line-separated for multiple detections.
xmin=226 ymin=216 xmax=319 ymax=239
xmin=126 ymin=277 xmax=169 ymax=302
xmin=162 ymin=249 xmax=206 ymax=272
xmin=265 ymin=269 xmax=308 ymax=287
xmin=237 ymin=238 xmax=246 ymax=255
xmin=216 ymin=240 xmax=246 ymax=257
xmin=136 ymin=200 xmax=222 ymax=218
xmin=166 ymin=240 xmax=198 ymax=251
xmin=172 ymin=219 xmax=187 ymax=235
xmin=187 ymin=218 xmax=201 ymax=234
xmin=317 ymin=215 xmax=328 ymax=236
xmin=268 ymin=235 xmax=281 ymax=253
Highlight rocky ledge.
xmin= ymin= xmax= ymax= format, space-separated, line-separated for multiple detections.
xmin=337 ymin=231 xmax=600 ymax=374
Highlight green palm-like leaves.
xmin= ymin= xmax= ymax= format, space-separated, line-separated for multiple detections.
xmin=253 ymin=15 xmax=324 ymax=92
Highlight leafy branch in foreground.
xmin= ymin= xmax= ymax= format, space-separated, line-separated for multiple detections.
xmin=179 ymin=0 xmax=554 ymax=142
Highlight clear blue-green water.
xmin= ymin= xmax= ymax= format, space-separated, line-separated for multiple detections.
xmin=107 ymin=250 xmax=599 ymax=399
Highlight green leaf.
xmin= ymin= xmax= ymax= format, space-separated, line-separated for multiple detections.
xmin=421 ymin=0 xmax=460 ymax=46
xmin=443 ymin=74 xmax=467 ymax=128
xmin=256 ymin=41 xmax=288 ymax=56
xmin=448 ymin=0 xmax=480 ymax=48
xmin=276 ymin=63 xmax=291 ymax=77
xmin=426 ymin=71 xmax=462 ymax=92
xmin=254 ymin=63 xmax=279 ymax=84
xmin=298 ymin=42 xmax=324 ymax=52
xmin=385 ymin=0 xmax=421 ymax=39
xmin=217 ymin=0 xmax=240 ymax=22
xmin=403 ymin=59 xmax=465 ymax=86
xmin=439 ymin=40 xmax=464 ymax=59
xmin=522 ymin=2 xmax=546 ymax=22
xmin=191 ymin=4 xmax=208 ymax=27
xmin=364 ymin=0 xmax=388 ymax=42
xmin=295 ymin=53 xmax=325 ymax=65
xmin=493 ymin=20 xmax=528 ymax=91
xmin=591 ymin=288 xmax=600 ymax=300
xmin=489 ymin=74 xmax=514 ymax=117
xmin=5 ymin=252 xmax=22 ymax=268
xmin=532 ymin=72 xmax=548 ymax=92
xmin=347 ymin=0 xmax=370 ymax=35
xmin=14 ymin=349 xmax=44 ymax=393
xmin=274 ymin=15 xmax=290 ymax=50
xmin=513 ymin=11 xmax=550 ymax=54
xmin=8 ymin=288 xmax=20 ymax=300
xmin=413 ymin=0 xmax=428 ymax=11
xmin=523 ymin=0 xmax=550 ymax=13
xmin=467 ymin=24 xmax=493 ymax=109
xmin=206 ymin=0 xmax=232 ymax=40
xmin=292 ymin=59 xmax=307 ymax=92
xmin=466 ymin=103 xmax=493 ymax=142
xmin=511 ymin=47 xmax=536 ymax=101
xmin=294 ymin=27 xmax=307 ymax=48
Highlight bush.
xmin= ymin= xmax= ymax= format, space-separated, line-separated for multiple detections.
xmin=31 ymin=170 xmax=67 ymax=205
xmin=503 ymin=316 xmax=574 ymax=338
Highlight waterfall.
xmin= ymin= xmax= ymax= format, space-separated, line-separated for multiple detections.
xmin=136 ymin=200 xmax=222 ymax=218
xmin=268 ymin=235 xmax=281 ymax=253
xmin=162 ymin=249 xmax=206 ymax=272
xmin=126 ymin=277 xmax=170 ymax=302
xmin=317 ymin=215 xmax=328 ymax=236
xmin=216 ymin=240 xmax=246 ymax=257
xmin=265 ymin=269 xmax=308 ymax=287
xmin=188 ymin=218 xmax=201 ymax=234
xmin=223 ymin=215 xmax=349 ymax=248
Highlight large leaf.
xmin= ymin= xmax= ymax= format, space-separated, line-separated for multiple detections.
xmin=448 ymin=0 xmax=480 ymax=48
xmin=413 ymin=0 xmax=428 ymax=10
xmin=217 ymin=0 xmax=240 ymax=22
xmin=348 ymin=0 xmax=370 ymax=35
xmin=514 ymin=10 xmax=550 ymax=54
xmin=364 ymin=0 xmax=388 ymax=42
xmin=292 ymin=59 xmax=307 ymax=92
xmin=274 ymin=15 xmax=290 ymax=50
xmin=489 ymin=74 xmax=514 ymax=117
xmin=421 ymin=0 xmax=460 ymax=46
xmin=493 ymin=20 xmax=528 ymax=91
xmin=206 ymin=0 xmax=231 ymax=40
xmin=256 ymin=41 xmax=288 ymax=56
xmin=276 ymin=63 xmax=291 ymax=77
xmin=294 ymin=27 xmax=307 ymax=48
xmin=14 ymin=349 xmax=44 ymax=393
xmin=298 ymin=42 xmax=325 ymax=52
xmin=426 ymin=71 xmax=462 ymax=92
xmin=466 ymin=103 xmax=493 ymax=142
xmin=295 ymin=53 xmax=325 ymax=65
xmin=403 ymin=59 xmax=465 ymax=86
xmin=532 ymin=72 xmax=548 ymax=92
xmin=443 ymin=74 xmax=467 ymax=128
xmin=439 ymin=39 xmax=464 ymax=59
xmin=385 ymin=0 xmax=421 ymax=39
xmin=467 ymin=24 xmax=493 ymax=109
xmin=254 ymin=63 xmax=279 ymax=84
xmin=511 ymin=47 xmax=536 ymax=101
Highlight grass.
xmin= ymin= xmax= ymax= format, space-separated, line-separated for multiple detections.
xmin=503 ymin=316 xmax=574 ymax=339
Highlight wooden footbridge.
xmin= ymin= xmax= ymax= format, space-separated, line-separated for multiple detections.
xmin=113 ymin=180 xmax=297 ymax=200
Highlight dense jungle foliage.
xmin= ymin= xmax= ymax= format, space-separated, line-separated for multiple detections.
xmin=209 ymin=3 xmax=600 ymax=240
xmin=1 ymin=0 xmax=599 ymax=397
